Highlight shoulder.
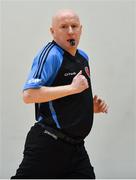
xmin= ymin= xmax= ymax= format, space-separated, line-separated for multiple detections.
xmin=49 ymin=44 xmax=64 ymax=59
xmin=33 ymin=42 xmax=64 ymax=64
xmin=46 ymin=45 xmax=64 ymax=68
xmin=78 ymin=49 xmax=89 ymax=61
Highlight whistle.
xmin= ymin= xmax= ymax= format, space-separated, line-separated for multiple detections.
xmin=69 ymin=39 xmax=75 ymax=46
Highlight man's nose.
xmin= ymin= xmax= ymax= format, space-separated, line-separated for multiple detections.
xmin=68 ymin=26 xmax=74 ymax=34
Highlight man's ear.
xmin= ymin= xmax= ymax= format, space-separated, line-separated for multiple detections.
xmin=50 ymin=27 xmax=54 ymax=35
xmin=80 ymin=25 xmax=82 ymax=32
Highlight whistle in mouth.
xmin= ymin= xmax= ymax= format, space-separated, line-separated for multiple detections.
xmin=69 ymin=39 xmax=75 ymax=46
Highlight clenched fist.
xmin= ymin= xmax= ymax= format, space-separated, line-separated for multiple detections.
xmin=71 ymin=70 xmax=89 ymax=94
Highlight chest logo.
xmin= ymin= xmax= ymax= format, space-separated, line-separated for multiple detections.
xmin=64 ymin=72 xmax=76 ymax=76
xmin=85 ymin=66 xmax=90 ymax=78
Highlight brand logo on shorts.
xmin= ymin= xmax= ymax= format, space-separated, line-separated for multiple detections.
xmin=44 ymin=130 xmax=58 ymax=140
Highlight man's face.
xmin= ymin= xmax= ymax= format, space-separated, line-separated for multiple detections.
xmin=50 ymin=12 xmax=82 ymax=52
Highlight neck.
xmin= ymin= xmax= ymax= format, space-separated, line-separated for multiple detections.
xmin=53 ymin=40 xmax=77 ymax=56
xmin=67 ymin=48 xmax=77 ymax=56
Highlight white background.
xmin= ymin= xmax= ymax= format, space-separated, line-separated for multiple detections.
xmin=1 ymin=0 xmax=136 ymax=178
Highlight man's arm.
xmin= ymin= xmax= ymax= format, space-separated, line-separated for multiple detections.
xmin=23 ymin=70 xmax=88 ymax=104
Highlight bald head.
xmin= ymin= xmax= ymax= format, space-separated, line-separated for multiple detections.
xmin=51 ymin=9 xmax=80 ymax=27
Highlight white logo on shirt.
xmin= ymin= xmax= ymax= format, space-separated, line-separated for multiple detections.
xmin=28 ymin=78 xmax=41 ymax=84
xmin=64 ymin=72 xmax=76 ymax=76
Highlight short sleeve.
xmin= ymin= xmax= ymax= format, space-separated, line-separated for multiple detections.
xmin=23 ymin=44 xmax=63 ymax=91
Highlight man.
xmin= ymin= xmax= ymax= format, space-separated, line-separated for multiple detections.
xmin=11 ymin=9 xmax=108 ymax=179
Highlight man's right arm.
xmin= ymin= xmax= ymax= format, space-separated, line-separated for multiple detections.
xmin=23 ymin=70 xmax=88 ymax=104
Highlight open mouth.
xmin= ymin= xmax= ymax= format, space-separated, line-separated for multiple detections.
xmin=67 ymin=39 xmax=76 ymax=46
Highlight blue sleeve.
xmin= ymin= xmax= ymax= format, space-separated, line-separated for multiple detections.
xmin=23 ymin=47 xmax=63 ymax=91
xmin=78 ymin=49 xmax=89 ymax=61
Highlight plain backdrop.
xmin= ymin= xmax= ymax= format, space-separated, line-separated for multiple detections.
xmin=1 ymin=0 xmax=136 ymax=178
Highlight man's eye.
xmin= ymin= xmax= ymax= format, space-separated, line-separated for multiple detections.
xmin=72 ymin=25 xmax=78 ymax=28
xmin=61 ymin=25 xmax=67 ymax=28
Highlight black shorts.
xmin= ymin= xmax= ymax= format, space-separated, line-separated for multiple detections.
xmin=11 ymin=123 xmax=95 ymax=179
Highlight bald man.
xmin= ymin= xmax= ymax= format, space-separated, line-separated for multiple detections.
xmin=11 ymin=9 xmax=108 ymax=179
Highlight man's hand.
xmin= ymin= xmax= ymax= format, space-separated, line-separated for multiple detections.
xmin=71 ymin=70 xmax=89 ymax=94
xmin=93 ymin=95 xmax=108 ymax=113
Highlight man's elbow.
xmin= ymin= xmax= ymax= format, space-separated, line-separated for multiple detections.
xmin=23 ymin=90 xmax=33 ymax=104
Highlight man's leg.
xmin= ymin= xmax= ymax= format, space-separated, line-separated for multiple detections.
xmin=66 ymin=143 xmax=96 ymax=179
